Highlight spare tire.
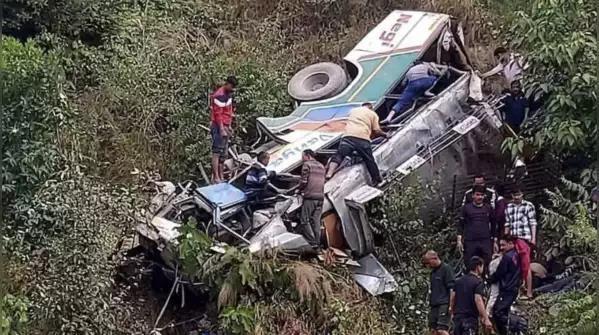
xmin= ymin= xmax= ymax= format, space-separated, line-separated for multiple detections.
xmin=288 ymin=62 xmax=348 ymax=101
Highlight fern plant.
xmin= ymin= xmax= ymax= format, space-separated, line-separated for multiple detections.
xmin=540 ymin=177 xmax=597 ymax=268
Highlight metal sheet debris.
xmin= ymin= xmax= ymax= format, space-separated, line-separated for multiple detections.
xmin=346 ymin=185 xmax=383 ymax=204
xmin=151 ymin=217 xmax=181 ymax=242
xmin=249 ymin=214 xmax=312 ymax=253
xmin=352 ymin=254 xmax=398 ymax=296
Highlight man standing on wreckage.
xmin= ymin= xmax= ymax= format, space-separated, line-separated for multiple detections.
xmin=209 ymin=75 xmax=238 ymax=184
xmin=297 ymin=149 xmax=326 ymax=252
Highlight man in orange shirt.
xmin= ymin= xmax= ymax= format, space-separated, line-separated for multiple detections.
xmin=325 ymin=102 xmax=387 ymax=185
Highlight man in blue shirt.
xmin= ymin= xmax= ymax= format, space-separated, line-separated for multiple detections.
xmin=489 ymin=235 xmax=522 ymax=335
xmin=500 ymin=80 xmax=529 ymax=133
xmin=245 ymin=151 xmax=276 ymax=199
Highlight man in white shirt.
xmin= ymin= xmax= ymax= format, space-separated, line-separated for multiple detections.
xmin=480 ymin=47 xmax=528 ymax=85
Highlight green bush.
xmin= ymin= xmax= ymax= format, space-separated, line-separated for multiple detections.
xmin=539 ymin=178 xmax=597 ymax=262
xmin=0 ymin=294 xmax=29 ymax=335
xmin=73 ymin=10 xmax=292 ymax=181
xmin=3 ymin=174 xmax=143 ymax=334
xmin=2 ymin=0 xmax=128 ymax=44
xmin=510 ymin=0 xmax=598 ymax=154
xmin=219 ymin=305 xmax=255 ymax=335
xmin=533 ymin=288 xmax=599 ymax=335
xmin=368 ymin=181 xmax=455 ymax=333
xmin=177 ymin=230 xmax=395 ymax=334
xmin=0 ymin=37 xmax=70 ymax=201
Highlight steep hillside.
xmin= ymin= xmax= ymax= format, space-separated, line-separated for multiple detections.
xmin=1 ymin=0 xmax=597 ymax=334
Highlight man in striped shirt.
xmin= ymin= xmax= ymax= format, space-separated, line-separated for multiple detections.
xmin=504 ymin=187 xmax=537 ymax=299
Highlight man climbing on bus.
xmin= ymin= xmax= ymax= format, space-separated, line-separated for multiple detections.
xmin=325 ymin=102 xmax=388 ymax=185
xmin=382 ymin=62 xmax=445 ymax=124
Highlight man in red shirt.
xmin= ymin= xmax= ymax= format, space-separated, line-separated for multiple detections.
xmin=210 ymin=76 xmax=237 ymax=183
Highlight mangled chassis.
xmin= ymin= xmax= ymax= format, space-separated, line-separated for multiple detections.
xmin=136 ymin=71 xmax=505 ymax=295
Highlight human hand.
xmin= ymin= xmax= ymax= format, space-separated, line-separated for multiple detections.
xmin=456 ymin=240 xmax=464 ymax=254
xmin=220 ymin=127 xmax=229 ymax=137
xmin=483 ymin=317 xmax=493 ymax=331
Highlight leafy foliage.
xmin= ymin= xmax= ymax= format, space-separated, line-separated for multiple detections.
xmin=2 ymin=0 xmax=128 ymax=43
xmin=0 ymin=37 xmax=70 ymax=199
xmin=539 ymin=178 xmax=597 ymax=266
xmin=177 ymin=231 xmax=395 ymax=334
xmin=3 ymin=0 xmax=589 ymax=333
xmin=510 ymin=0 xmax=598 ymax=154
xmin=0 ymin=294 xmax=29 ymax=335
xmin=178 ymin=220 xmax=213 ymax=276
xmin=531 ymin=177 xmax=598 ymax=334
xmin=368 ymin=180 xmax=456 ymax=333
xmin=219 ymin=305 xmax=255 ymax=335
xmin=532 ymin=287 xmax=599 ymax=335
xmin=3 ymin=174 xmax=143 ymax=334
xmin=501 ymin=136 xmax=525 ymax=160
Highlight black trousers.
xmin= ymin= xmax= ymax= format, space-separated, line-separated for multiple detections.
xmin=464 ymin=239 xmax=492 ymax=270
xmin=332 ymin=136 xmax=382 ymax=184
xmin=493 ymin=290 xmax=519 ymax=335
xmin=453 ymin=316 xmax=478 ymax=335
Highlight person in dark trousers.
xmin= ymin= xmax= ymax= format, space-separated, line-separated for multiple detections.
xmin=298 ymin=149 xmax=326 ymax=249
xmin=462 ymin=174 xmax=497 ymax=209
xmin=489 ymin=235 xmax=522 ymax=335
xmin=452 ymin=256 xmax=493 ymax=335
xmin=245 ymin=151 xmax=276 ymax=199
xmin=326 ymin=102 xmax=388 ymax=185
xmin=382 ymin=62 xmax=445 ymax=123
xmin=494 ymin=183 xmax=508 ymax=236
xmin=210 ymin=76 xmax=238 ymax=183
xmin=422 ymin=250 xmax=455 ymax=335
xmin=457 ymin=185 xmax=497 ymax=270
xmin=500 ymin=80 xmax=529 ymax=133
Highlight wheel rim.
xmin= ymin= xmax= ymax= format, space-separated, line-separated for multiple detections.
xmin=303 ymin=72 xmax=330 ymax=92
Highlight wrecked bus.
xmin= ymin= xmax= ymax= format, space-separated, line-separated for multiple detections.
xmin=134 ymin=10 xmax=505 ymax=295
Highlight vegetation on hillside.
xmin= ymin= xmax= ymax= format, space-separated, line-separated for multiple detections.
xmin=502 ymin=0 xmax=598 ymax=160
xmin=1 ymin=0 xmax=597 ymax=334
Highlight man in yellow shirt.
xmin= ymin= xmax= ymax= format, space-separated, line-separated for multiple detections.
xmin=325 ymin=102 xmax=388 ymax=185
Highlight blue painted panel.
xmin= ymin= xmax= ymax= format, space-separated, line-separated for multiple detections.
xmin=304 ymin=103 xmax=363 ymax=121
xmin=196 ymin=183 xmax=247 ymax=207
